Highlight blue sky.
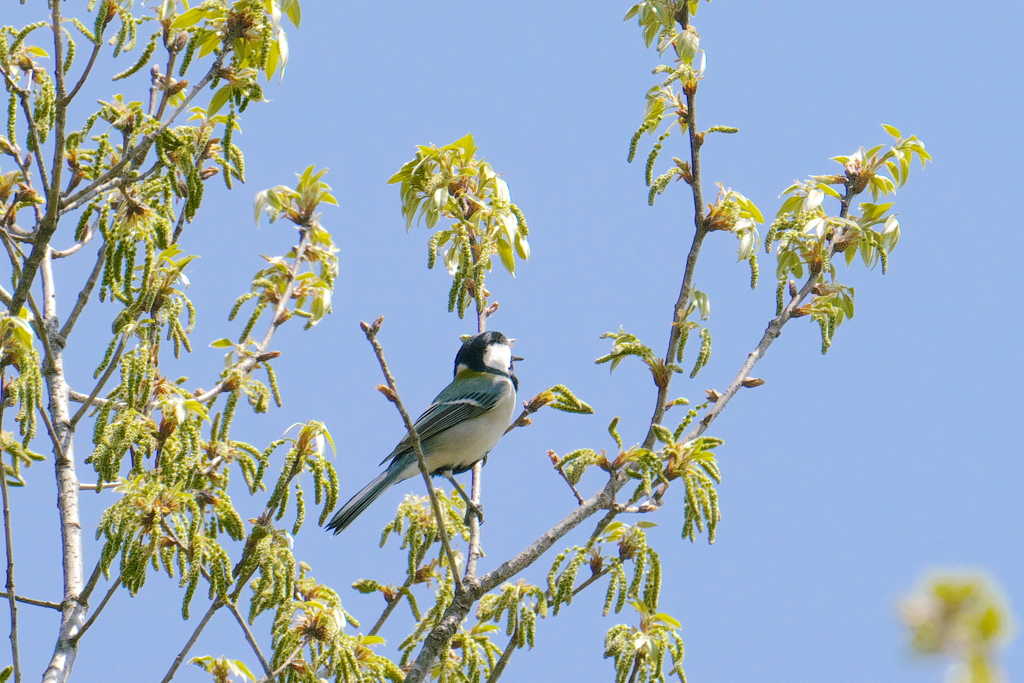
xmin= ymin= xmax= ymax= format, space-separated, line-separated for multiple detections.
xmin=4 ymin=1 xmax=1023 ymax=682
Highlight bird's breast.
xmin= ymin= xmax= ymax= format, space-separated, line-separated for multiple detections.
xmin=422 ymin=384 xmax=516 ymax=472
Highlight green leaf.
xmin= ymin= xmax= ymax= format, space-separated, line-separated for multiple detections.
xmin=232 ymin=660 xmax=256 ymax=681
xmin=210 ymin=338 xmax=235 ymax=348
xmin=496 ymin=239 xmax=516 ymax=275
xmin=881 ymin=123 xmax=902 ymax=139
xmin=171 ymin=7 xmax=206 ymax=29
xmin=282 ymin=0 xmax=302 ymax=27
xmin=207 ymin=86 xmax=233 ymax=118
xmin=654 ymin=611 xmax=682 ymax=628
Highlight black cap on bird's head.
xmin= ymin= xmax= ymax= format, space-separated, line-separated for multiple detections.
xmin=454 ymin=331 xmax=519 ymax=388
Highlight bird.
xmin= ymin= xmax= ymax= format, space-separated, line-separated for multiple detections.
xmin=324 ymin=330 xmax=520 ymax=534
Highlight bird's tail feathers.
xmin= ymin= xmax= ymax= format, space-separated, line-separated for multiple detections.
xmin=324 ymin=467 xmax=403 ymax=535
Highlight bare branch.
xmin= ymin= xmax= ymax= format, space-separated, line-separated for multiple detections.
xmin=226 ymin=601 xmax=272 ymax=678
xmin=0 ymin=592 xmax=61 ymax=611
xmin=77 ymin=482 xmax=118 ymax=491
xmin=159 ymin=600 xmax=222 ymax=683
xmin=258 ymin=640 xmax=307 ymax=683
xmin=362 ymin=318 xmax=465 ymax=594
xmin=69 ymin=336 xmax=125 ymax=427
xmin=50 ymin=220 xmax=96 ymax=258
xmin=0 ymin=373 xmax=23 ymax=683
xmin=58 ymin=242 xmax=106 ymax=341
xmin=63 ymin=41 xmax=102 ymax=105
xmin=485 ymin=624 xmax=519 ymax=683
xmin=70 ymin=576 xmax=121 ymax=643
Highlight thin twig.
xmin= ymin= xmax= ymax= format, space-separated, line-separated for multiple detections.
xmin=485 ymin=624 xmax=519 ymax=683
xmin=368 ymin=583 xmax=411 ymax=638
xmin=61 ymin=54 xmax=227 ymax=213
xmin=361 ymin=318 xmax=465 ymax=594
xmin=259 ymin=640 xmax=307 ymax=683
xmin=553 ymin=466 xmax=585 ymax=506
xmin=368 ymin=543 xmax=429 ymax=637
xmin=70 ymin=575 xmax=121 ymax=643
xmin=680 ymin=188 xmax=857 ymax=444
xmin=69 ymin=336 xmax=125 ymax=427
xmin=50 ymin=223 xmax=95 ymax=258
xmin=0 ymin=373 xmax=22 ymax=683
xmin=63 ymin=41 xmax=102 ymax=104
xmin=226 ymin=602 xmax=272 ymax=677
xmin=0 ymin=592 xmax=61 ymax=611
xmin=159 ymin=600 xmax=222 ymax=683
xmin=193 ymin=227 xmax=313 ymax=406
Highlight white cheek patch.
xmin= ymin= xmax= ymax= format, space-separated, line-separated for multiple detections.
xmin=483 ymin=343 xmax=512 ymax=373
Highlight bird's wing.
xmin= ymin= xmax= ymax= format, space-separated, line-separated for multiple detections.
xmin=381 ymin=375 xmax=507 ymax=465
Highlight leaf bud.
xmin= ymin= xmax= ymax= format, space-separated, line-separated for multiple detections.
xmin=172 ymin=30 xmax=189 ymax=53
xmin=200 ymin=167 xmax=219 ymax=180
xmin=741 ymin=378 xmax=765 ymax=388
xmin=375 ymin=384 xmax=397 ymax=403
xmin=791 ymin=305 xmax=811 ymax=318
xmin=589 ymin=550 xmax=604 ymax=575
xmin=704 ymin=389 xmax=721 ymax=402
xmin=166 ymin=79 xmax=189 ymax=96
xmin=788 ymin=280 xmax=798 ymax=298
xmin=682 ymin=78 xmax=698 ymax=97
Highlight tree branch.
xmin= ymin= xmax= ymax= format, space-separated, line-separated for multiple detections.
xmin=61 ymin=53 xmax=227 ymax=212
xmin=158 ymin=599 xmax=222 ymax=683
xmin=39 ymin=236 xmax=85 ymax=683
xmin=193 ymin=226 xmax=313 ymax=406
xmin=642 ymin=4 xmax=707 ymax=452
xmin=485 ymin=624 xmax=519 ymax=683
xmin=226 ymin=601 xmax=272 ymax=678
xmin=361 ymin=317 xmax=465 ymax=594
xmin=681 ymin=188 xmax=857 ymax=443
xmin=69 ymin=335 xmax=125 ymax=428
xmin=70 ymin=575 xmax=120 ymax=643
xmin=259 ymin=640 xmax=308 ymax=683
xmin=58 ymin=242 xmax=106 ymax=341
xmin=0 ymin=593 xmax=61 ymax=611
xmin=0 ymin=375 xmax=23 ymax=683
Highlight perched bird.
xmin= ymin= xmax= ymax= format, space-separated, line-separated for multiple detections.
xmin=324 ymin=331 xmax=520 ymax=534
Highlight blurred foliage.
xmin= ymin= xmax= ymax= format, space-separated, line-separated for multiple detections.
xmin=901 ymin=571 xmax=1015 ymax=683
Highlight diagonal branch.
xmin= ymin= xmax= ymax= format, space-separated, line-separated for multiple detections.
xmin=226 ymin=601 xmax=272 ymax=678
xmin=681 ymin=188 xmax=858 ymax=444
xmin=70 ymin=575 xmax=121 ymax=643
xmin=361 ymin=318 xmax=465 ymax=594
xmin=58 ymin=242 xmax=106 ymax=341
xmin=159 ymin=600 xmax=222 ymax=683
xmin=193 ymin=226 xmax=313 ymax=406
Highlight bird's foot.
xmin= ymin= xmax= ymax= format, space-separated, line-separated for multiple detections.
xmin=464 ymin=500 xmax=484 ymax=525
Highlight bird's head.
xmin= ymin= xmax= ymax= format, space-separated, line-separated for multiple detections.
xmin=454 ymin=331 xmax=520 ymax=388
